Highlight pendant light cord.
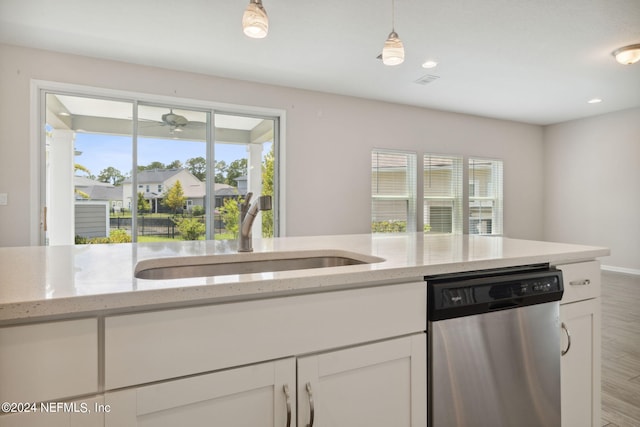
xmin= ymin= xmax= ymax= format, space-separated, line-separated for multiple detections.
xmin=391 ymin=0 xmax=396 ymax=32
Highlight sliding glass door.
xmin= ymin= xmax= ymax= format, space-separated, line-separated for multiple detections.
xmin=42 ymin=90 xmax=278 ymax=245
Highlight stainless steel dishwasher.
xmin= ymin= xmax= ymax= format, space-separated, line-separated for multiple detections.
xmin=426 ymin=265 xmax=564 ymax=427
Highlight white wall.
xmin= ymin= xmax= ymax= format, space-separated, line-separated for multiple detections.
xmin=0 ymin=43 xmax=545 ymax=247
xmin=543 ymin=107 xmax=640 ymax=273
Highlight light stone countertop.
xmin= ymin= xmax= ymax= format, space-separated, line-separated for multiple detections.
xmin=0 ymin=233 xmax=610 ymax=324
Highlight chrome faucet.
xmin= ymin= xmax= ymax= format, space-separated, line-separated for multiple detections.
xmin=238 ymin=192 xmax=272 ymax=252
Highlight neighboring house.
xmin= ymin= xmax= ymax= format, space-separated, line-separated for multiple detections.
xmin=214 ymin=183 xmax=240 ymax=209
xmin=74 ymin=176 xmax=124 ymax=211
xmin=122 ymin=169 xmax=201 ymax=213
xmin=73 ymin=176 xmax=124 ymax=239
xmin=122 ymin=169 xmax=239 ymax=213
xmin=235 ymin=175 xmax=248 ymax=197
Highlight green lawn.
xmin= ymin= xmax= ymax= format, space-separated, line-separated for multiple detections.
xmin=136 ymin=233 xmax=235 ymax=243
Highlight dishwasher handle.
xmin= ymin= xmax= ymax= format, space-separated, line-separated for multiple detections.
xmin=488 ymin=300 xmax=522 ymax=311
xmin=561 ymin=322 xmax=571 ymax=356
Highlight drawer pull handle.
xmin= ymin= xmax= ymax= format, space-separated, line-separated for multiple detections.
xmin=570 ymin=279 xmax=591 ymax=286
xmin=305 ymin=382 xmax=315 ymax=427
xmin=283 ymin=384 xmax=292 ymax=427
xmin=561 ymin=322 xmax=571 ymax=356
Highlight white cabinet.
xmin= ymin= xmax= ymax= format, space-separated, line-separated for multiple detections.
xmin=104 ymin=282 xmax=426 ymax=390
xmin=104 ymin=334 xmax=427 ymax=427
xmin=0 ymin=396 xmax=104 ymax=427
xmin=297 ymin=334 xmax=426 ymax=427
xmin=558 ymin=261 xmax=601 ymax=304
xmin=560 ymin=298 xmax=601 ymax=427
xmin=105 ymin=358 xmax=296 ymax=427
xmin=556 ymin=261 xmax=602 ymax=427
xmin=103 ymin=283 xmax=426 ymax=426
xmin=0 ymin=319 xmax=100 ymax=427
xmin=0 ymin=319 xmax=98 ymax=403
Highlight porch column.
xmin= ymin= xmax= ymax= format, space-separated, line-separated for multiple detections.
xmin=48 ymin=130 xmax=75 ymax=246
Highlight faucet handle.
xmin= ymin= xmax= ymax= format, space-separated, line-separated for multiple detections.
xmin=258 ymin=195 xmax=272 ymax=211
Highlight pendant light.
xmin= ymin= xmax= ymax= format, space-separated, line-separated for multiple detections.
xmin=242 ymin=0 xmax=269 ymax=39
xmin=382 ymin=0 xmax=405 ymax=66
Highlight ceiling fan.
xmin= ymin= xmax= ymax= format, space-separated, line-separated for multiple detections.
xmin=138 ymin=109 xmax=205 ymax=135
xmin=161 ymin=109 xmax=189 ymax=129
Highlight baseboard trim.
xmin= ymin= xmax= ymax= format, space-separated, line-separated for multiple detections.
xmin=601 ymin=265 xmax=640 ymax=276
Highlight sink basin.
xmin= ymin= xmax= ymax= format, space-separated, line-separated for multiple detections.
xmin=135 ymin=250 xmax=384 ymax=280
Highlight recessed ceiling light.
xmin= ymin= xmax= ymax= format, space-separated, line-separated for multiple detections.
xmin=421 ymin=60 xmax=438 ymax=69
xmin=587 ymin=98 xmax=602 ymax=104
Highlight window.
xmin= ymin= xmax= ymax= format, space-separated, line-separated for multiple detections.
xmin=371 ymin=150 xmax=417 ymax=233
xmin=372 ymin=151 xmax=504 ymax=235
xmin=468 ymin=158 xmax=503 ymax=235
xmin=41 ymin=88 xmax=280 ymax=245
xmin=423 ymin=155 xmax=463 ymax=234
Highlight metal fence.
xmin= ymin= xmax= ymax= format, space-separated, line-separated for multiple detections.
xmin=110 ymin=216 xmax=221 ymax=238
xmin=111 ymin=217 xmax=180 ymax=238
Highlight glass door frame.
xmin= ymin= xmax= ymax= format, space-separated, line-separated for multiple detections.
xmin=33 ymin=80 xmax=285 ymax=245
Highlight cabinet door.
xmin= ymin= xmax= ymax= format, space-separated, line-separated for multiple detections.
xmin=105 ymin=358 xmax=295 ymax=427
xmin=0 ymin=319 xmax=98 ymax=403
xmin=0 ymin=396 xmax=104 ymax=427
xmin=297 ymin=334 xmax=427 ymax=427
xmin=561 ymin=298 xmax=601 ymax=427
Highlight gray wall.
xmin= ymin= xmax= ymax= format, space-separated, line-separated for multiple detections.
xmin=75 ymin=203 xmax=108 ymax=239
xmin=543 ymin=107 xmax=640 ymax=273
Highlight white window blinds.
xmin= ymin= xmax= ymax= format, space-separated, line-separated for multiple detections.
xmin=423 ymin=155 xmax=463 ymax=234
xmin=371 ymin=150 xmax=417 ymax=233
xmin=468 ymin=158 xmax=503 ymax=235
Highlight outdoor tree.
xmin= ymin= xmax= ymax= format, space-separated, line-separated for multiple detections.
xmin=138 ymin=161 xmax=166 ymax=172
xmin=74 ymin=163 xmax=92 ymax=178
xmin=137 ymin=192 xmax=150 ymax=214
xmin=167 ymin=159 xmax=183 ymax=169
xmin=74 ymin=163 xmax=92 ymax=199
xmin=261 ymin=146 xmax=274 ymax=237
xmin=186 ymin=156 xmax=206 ymax=181
xmin=97 ymin=166 xmax=125 ymax=185
xmin=214 ymin=160 xmax=227 ymax=183
xmin=173 ymin=217 xmax=205 ymax=240
xmin=163 ymin=180 xmax=186 ymax=214
xmin=219 ymin=197 xmax=241 ymax=237
xmin=226 ymin=158 xmax=247 ymax=186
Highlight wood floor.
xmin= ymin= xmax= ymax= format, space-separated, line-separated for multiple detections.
xmin=601 ymin=270 xmax=640 ymax=427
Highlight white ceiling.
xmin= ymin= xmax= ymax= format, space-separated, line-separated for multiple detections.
xmin=1 ymin=0 xmax=639 ymax=125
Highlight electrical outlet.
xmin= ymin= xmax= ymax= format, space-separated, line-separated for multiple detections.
xmin=0 ymin=193 xmax=7 ymax=205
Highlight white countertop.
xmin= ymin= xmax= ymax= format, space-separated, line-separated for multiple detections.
xmin=0 ymin=233 xmax=609 ymax=324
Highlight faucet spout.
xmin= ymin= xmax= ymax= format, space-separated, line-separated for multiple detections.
xmin=238 ymin=193 xmax=272 ymax=252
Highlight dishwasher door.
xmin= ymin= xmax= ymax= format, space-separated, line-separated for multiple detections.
xmin=429 ymin=301 xmax=561 ymax=427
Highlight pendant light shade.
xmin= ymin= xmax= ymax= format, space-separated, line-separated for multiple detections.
xmin=243 ymin=0 xmax=269 ymax=39
xmin=383 ymin=31 xmax=405 ymax=66
xmin=612 ymin=44 xmax=640 ymax=65
xmin=382 ymin=0 xmax=404 ymax=66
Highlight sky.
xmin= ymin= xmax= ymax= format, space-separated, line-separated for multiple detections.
xmin=74 ymin=133 xmax=251 ymax=178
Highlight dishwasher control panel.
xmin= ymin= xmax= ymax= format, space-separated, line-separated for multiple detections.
xmin=426 ymin=265 xmax=564 ymax=321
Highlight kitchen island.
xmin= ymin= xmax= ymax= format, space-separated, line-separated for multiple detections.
xmin=0 ymin=233 xmax=609 ymax=427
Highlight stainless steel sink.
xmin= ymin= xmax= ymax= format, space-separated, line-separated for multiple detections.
xmin=135 ymin=250 xmax=384 ymax=280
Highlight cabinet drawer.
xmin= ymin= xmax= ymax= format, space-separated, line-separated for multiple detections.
xmin=0 ymin=319 xmax=98 ymax=403
xmin=0 ymin=395 xmax=104 ymax=427
xmin=105 ymin=282 xmax=426 ymax=390
xmin=555 ymin=260 xmax=601 ymax=304
xmin=105 ymin=359 xmax=295 ymax=426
